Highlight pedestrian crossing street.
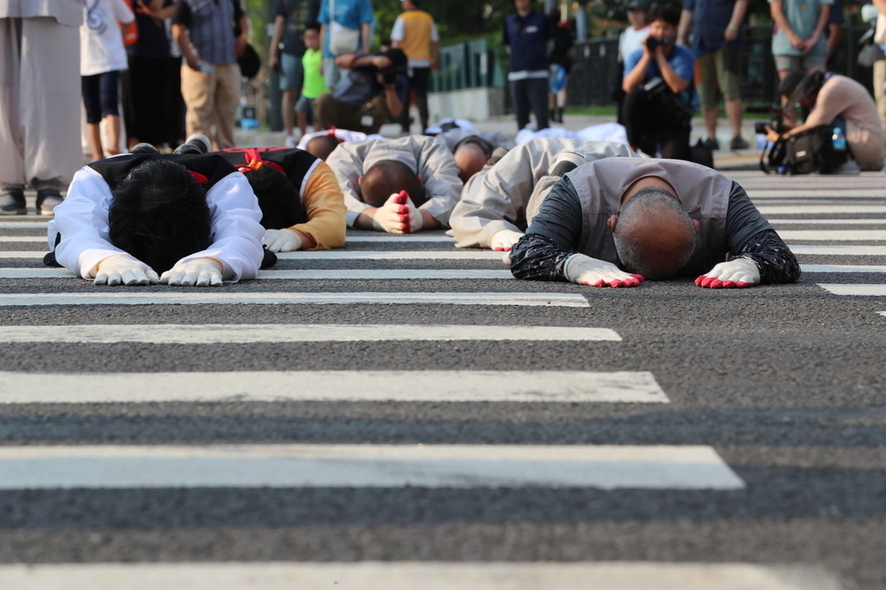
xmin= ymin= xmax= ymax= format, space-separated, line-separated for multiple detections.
xmin=0 ymin=176 xmax=882 ymax=589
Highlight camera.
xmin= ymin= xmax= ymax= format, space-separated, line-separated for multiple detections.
xmin=646 ymin=36 xmax=672 ymax=51
xmin=754 ymin=107 xmax=785 ymax=135
xmin=380 ymin=64 xmax=407 ymax=85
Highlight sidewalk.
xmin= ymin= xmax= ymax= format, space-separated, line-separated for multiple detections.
xmin=235 ymin=113 xmax=763 ymax=171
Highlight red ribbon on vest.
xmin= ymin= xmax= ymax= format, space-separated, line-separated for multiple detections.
xmin=236 ymin=148 xmax=285 ymax=175
xmin=188 ymin=171 xmax=209 ymax=184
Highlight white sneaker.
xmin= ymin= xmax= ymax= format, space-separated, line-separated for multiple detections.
xmin=284 ymin=135 xmax=298 ymax=148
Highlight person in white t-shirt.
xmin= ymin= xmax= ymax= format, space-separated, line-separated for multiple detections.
xmin=81 ymin=0 xmax=134 ymax=161
xmin=616 ymin=0 xmax=650 ymax=125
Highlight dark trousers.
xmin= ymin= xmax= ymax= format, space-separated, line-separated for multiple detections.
xmin=622 ymin=86 xmax=691 ymax=160
xmin=399 ymin=67 xmax=430 ymax=132
xmin=510 ymin=76 xmax=549 ymax=132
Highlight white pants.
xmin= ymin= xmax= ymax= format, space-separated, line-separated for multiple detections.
xmin=0 ymin=17 xmax=81 ymax=191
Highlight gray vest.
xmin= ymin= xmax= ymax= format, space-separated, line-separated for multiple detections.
xmin=565 ymin=158 xmax=730 ymax=277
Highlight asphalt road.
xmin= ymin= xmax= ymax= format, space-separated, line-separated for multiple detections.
xmin=0 ymin=170 xmax=884 ymax=590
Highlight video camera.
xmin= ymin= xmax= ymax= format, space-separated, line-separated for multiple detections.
xmin=754 ymin=107 xmax=785 ymax=135
xmin=646 ymin=36 xmax=672 ymax=51
xmin=380 ymin=63 xmax=408 ymax=85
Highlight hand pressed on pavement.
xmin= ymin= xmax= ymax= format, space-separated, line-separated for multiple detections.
xmin=160 ymin=258 xmax=223 ymax=287
xmin=563 ymin=254 xmax=644 ymax=288
xmin=371 ymin=191 xmax=422 ymax=234
xmin=491 ymin=229 xmax=524 ymax=251
xmin=695 ymin=256 xmax=760 ymax=288
xmin=264 ymin=228 xmax=302 ymax=252
xmin=94 ymin=254 xmax=159 ymax=286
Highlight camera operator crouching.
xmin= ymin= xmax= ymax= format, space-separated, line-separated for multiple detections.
xmin=314 ymin=48 xmax=409 ymax=135
xmin=621 ymin=6 xmax=696 ymax=160
xmin=762 ymin=69 xmax=885 ymax=173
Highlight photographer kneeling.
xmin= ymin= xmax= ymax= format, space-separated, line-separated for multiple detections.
xmin=314 ymin=48 xmax=407 ymax=135
xmin=765 ymin=69 xmax=885 ymax=173
xmin=622 ymin=6 xmax=695 ymax=160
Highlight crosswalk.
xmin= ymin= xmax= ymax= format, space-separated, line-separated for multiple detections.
xmin=1 ymin=176 xmax=883 ymax=588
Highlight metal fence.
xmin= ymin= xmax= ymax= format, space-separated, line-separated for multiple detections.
xmin=433 ymin=23 xmax=877 ymax=112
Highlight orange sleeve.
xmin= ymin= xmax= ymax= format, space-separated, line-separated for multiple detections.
xmin=290 ymin=161 xmax=347 ymax=249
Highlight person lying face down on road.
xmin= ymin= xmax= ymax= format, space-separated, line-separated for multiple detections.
xmin=509 ymin=157 xmax=801 ymax=288
xmin=46 ymin=137 xmax=268 ymax=287
xmin=325 ymin=135 xmax=462 ymax=234
xmin=450 ymin=137 xmax=638 ymax=252
xmin=217 ymin=147 xmax=346 ymax=252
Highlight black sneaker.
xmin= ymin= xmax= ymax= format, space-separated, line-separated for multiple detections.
xmin=0 ymin=188 xmax=26 ymax=215
xmin=729 ymin=135 xmax=750 ymax=150
xmin=702 ymin=137 xmax=720 ymax=151
xmin=174 ymin=133 xmax=211 ymax=155
xmin=131 ymin=142 xmax=160 ymax=154
xmin=35 ymin=188 xmax=63 ymax=216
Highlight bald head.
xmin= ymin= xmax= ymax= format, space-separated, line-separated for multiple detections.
xmin=453 ymin=142 xmax=490 ymax=183
xmin=612 ymin=187 xmax=697 ymax=280
xmin=360 ymin=160 xmax=424 ymax=207
xmin=305 ymin=135 xmax=341 ymax=161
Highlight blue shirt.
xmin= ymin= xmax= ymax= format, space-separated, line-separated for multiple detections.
xmin=317 ymin=0 xmax=374 ymax=58
xmin=624 ymin=43 xmax=695 ymax=83
xmin=502 ymin=9 xmax=552 ymax=73
xmin=683 ymin=0 xmax=740 ymax=53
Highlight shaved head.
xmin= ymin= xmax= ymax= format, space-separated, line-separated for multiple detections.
xmin=612 ymin=187 xmax=697 ymax=279
xmin=305 ymin=135 xmax=341 ymax=161
xmin=453 ymin=142 xmax=489 ymax=182
xmin=361 ymin=160 xmax=425 ymax=207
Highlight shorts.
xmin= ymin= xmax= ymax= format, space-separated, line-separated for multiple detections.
xmin=696 ymin=47 xmax=742 ymax=109
xmin=280 ymin=53 xmax=304 ymax=92
xmin=296 ymin=94 xmax=316 ymax=122
xmin=82 ymin=70 xmax=120 ymax=124
xmin=774 ymin=53 xmax=827 ymax=72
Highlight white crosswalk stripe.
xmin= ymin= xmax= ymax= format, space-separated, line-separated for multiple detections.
xmin=817 ymin=284 xmax=886 ymax=296
xmin=0 ymin=562 xmax=842 ymax=590
xmin=0 ymin=292 xmax=590 ymax=307
xmin=0 ymin=444 xmax=744 ymax=490
xmin=0 ymin=370 xmax=666 ymax=404
xmin=0 ymin=324 xmax=620 ymax=343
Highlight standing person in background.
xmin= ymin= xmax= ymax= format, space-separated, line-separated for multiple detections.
xmin=123 ymin=0 xmax=182 ymax=151
xmin=769 ymin=0 xmax=831 ymax=80
xmin=317 ymin=0 xmax=373 ymax=90
xmin=269 ymin=0 xmax=319 ymax=147
xmin=172 ymin=0 xmax=248 ymax=150
xmin=616 ymin=1 xmax=650 ymax=125
xmin=547 ymin=8 xmax=573 ymax=124
xmin=296 ymin=22 xmax=329 ymax=139
xmin=678 ymin=0 xmax=749 ymax=151
xmin=504 ymin=0 xmax=553 ymax=133
xmin=81 ymin=0 xmax=134 ymax=161
xmin=391 ymin=0 xmax=439 ymax=134
xmin=0 ymin=0 xmax=83 ymax=216
xmin=869 ymin=0 xmax=886 ymax=134
xmin=824 ymin=0 xmax=843 ymax=71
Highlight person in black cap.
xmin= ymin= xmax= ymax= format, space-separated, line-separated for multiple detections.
xmin=314 ymin=48 xmax=408 ymax=134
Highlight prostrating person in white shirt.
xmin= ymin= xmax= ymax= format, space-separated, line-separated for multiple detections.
xmin=46 ymin=140 xmax=267 ymax=286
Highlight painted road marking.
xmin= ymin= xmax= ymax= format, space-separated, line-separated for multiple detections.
xmin=818 ymin=284 xmax=886 ymax=296
xmin=0 ymin=562 xmax=842 ymax=590
xmin=3 ymin=266 xmax=886 ymax=280
xmin=757 ymin=206 xmax=886 ymax=214
xmin=0 ymin=444 xmax=744 ymax=490
xmin=0 ymin=268 xmax=514 ymax=280
xmin=0 ymin=250 xmax=503 ymax=261
xmin=0 ymin=324 xmax=618 ymax=344
xmin=0 ymin=371 xmax=667 ymax=404
xmin=788 ymin=245 xmax=886 ymax=255
xmin=0 ymin=292 xmax=590 ymax=307
xmin=769 ymin=218 xmax=886 ymax=225
xmin=778 ymin=230 xmax=886 ymax=241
